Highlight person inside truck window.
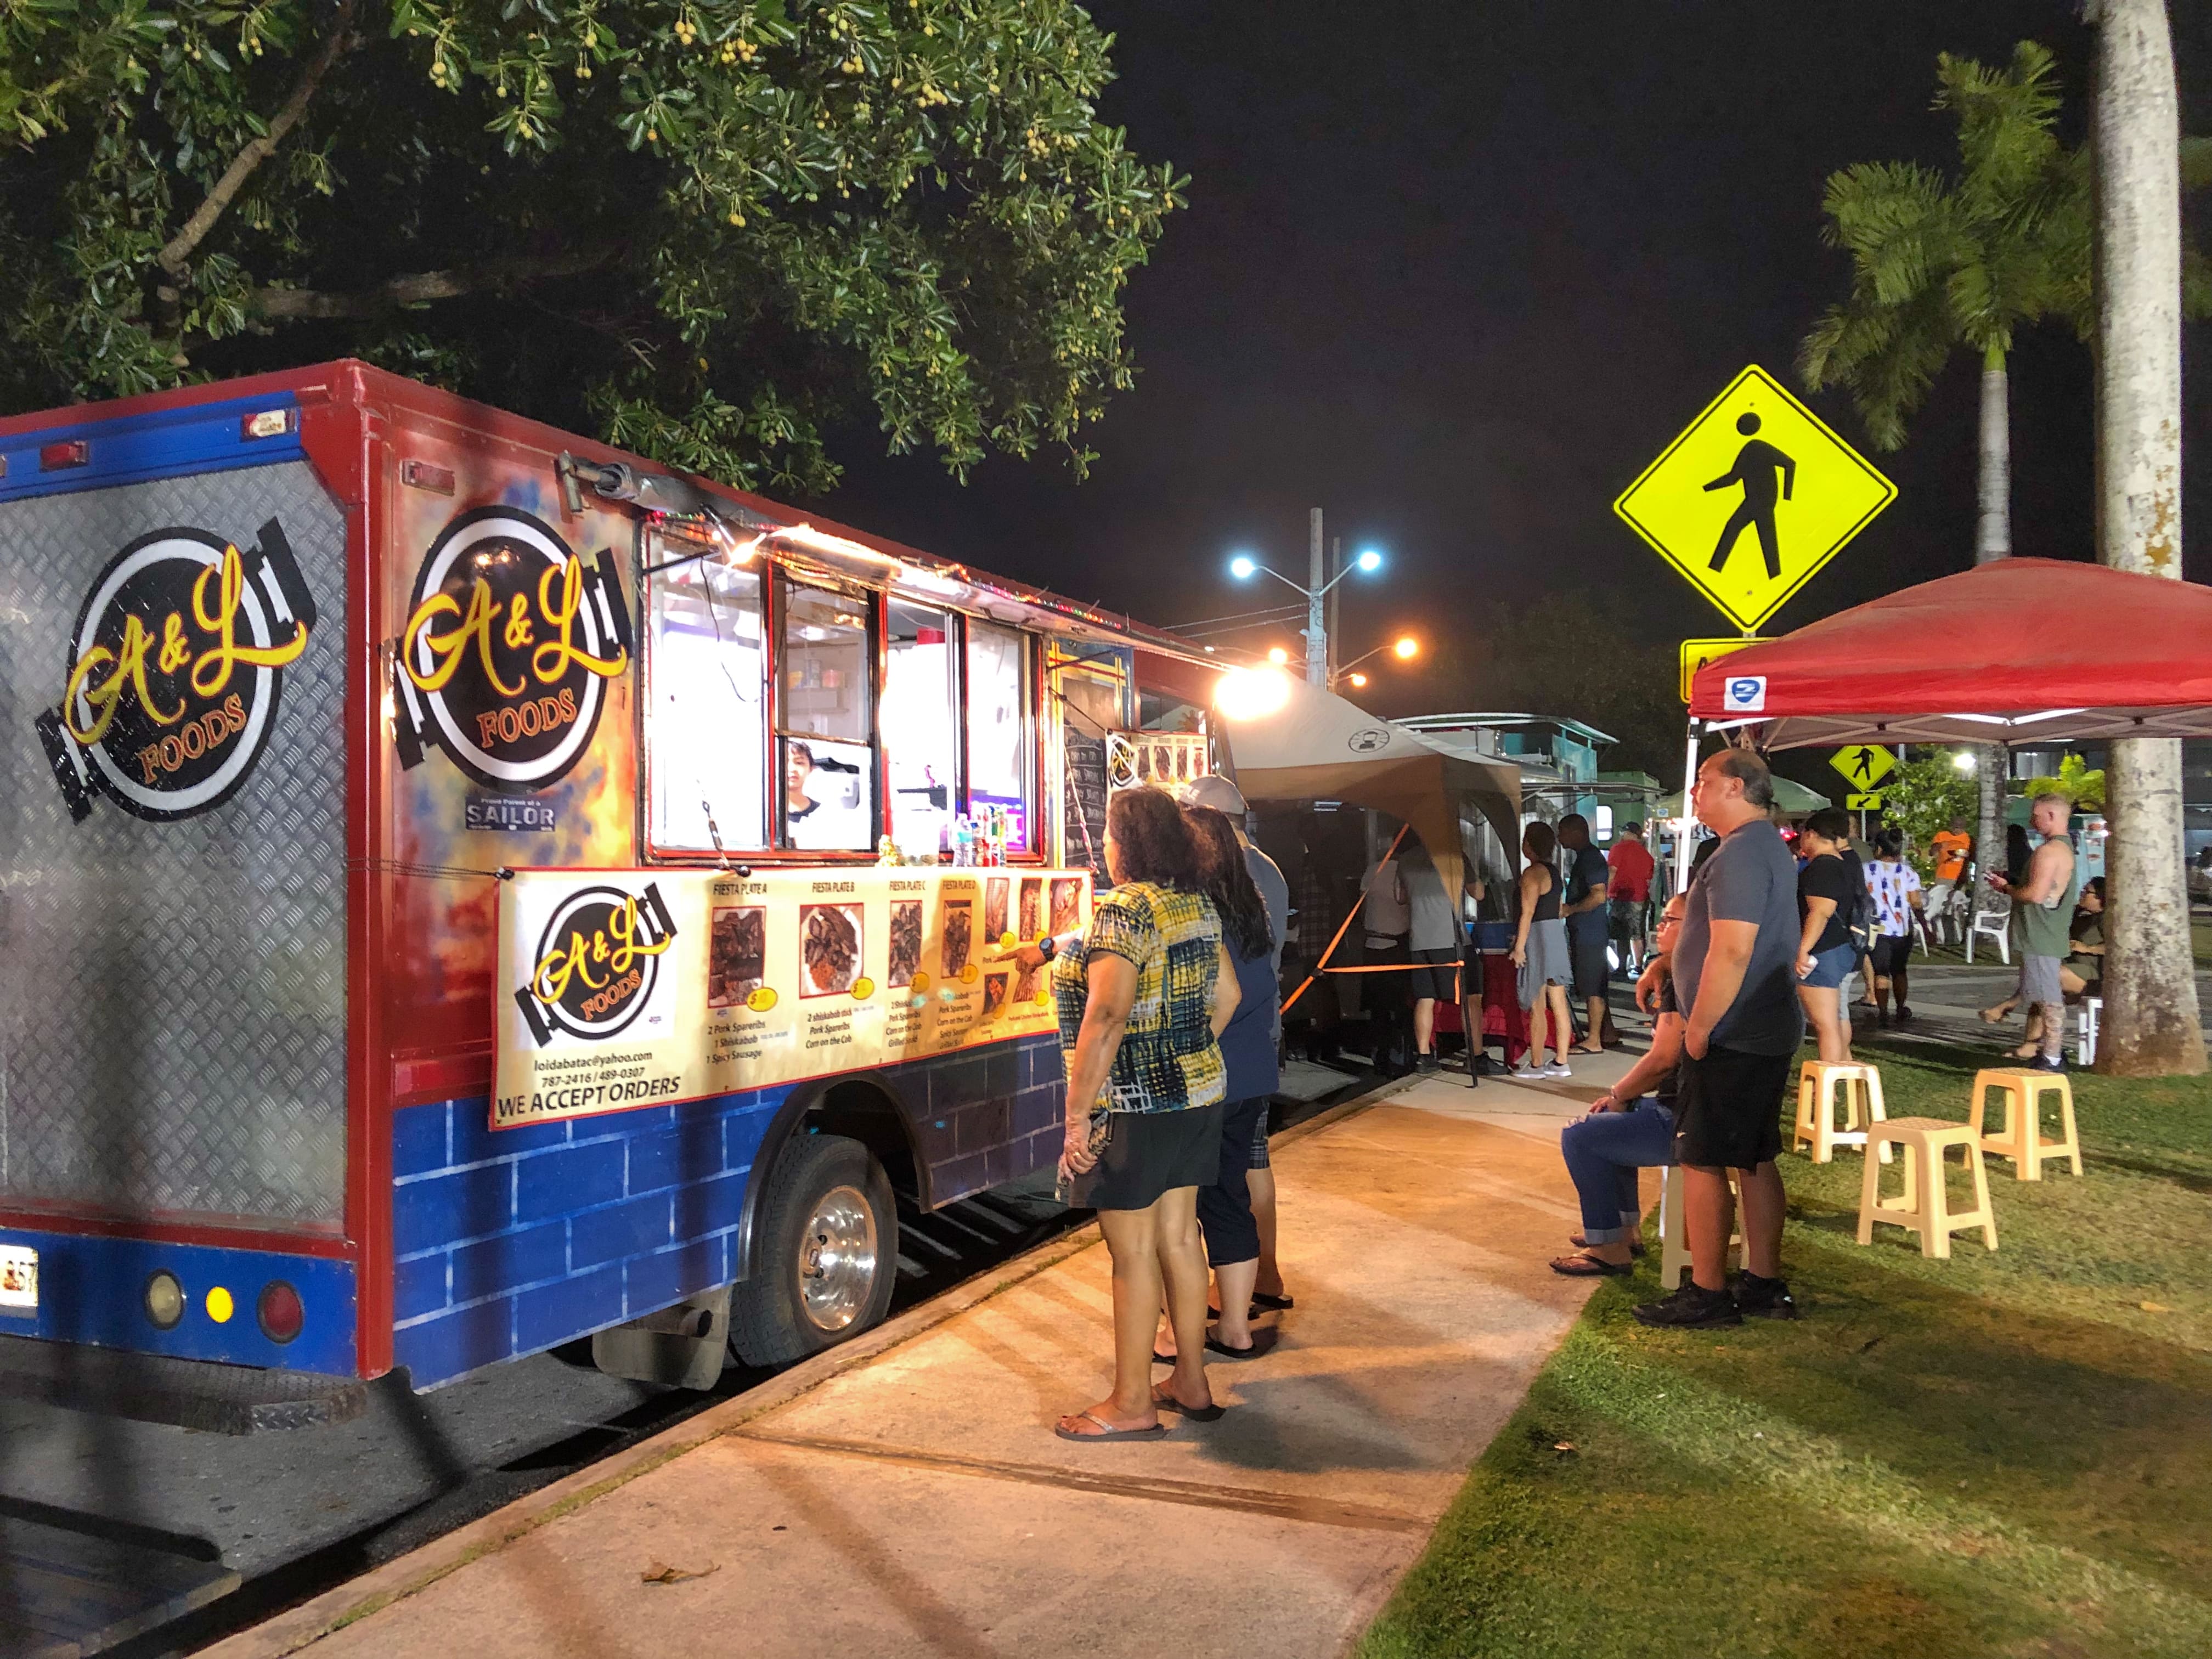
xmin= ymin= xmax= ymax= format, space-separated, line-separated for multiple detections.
xmin=785 ymin=739 xmax=871 ymax=850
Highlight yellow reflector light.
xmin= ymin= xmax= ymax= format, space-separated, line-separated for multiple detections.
xmin=206 ymin=1285 xmax=235 ymax=1323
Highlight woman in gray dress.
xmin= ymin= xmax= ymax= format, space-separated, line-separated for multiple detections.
xmin=1512 ymin=821 xmax=1575 ymax=1080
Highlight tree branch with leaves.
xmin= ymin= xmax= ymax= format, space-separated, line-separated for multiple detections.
xmin=0 ymin=0 xmax=1184 ymax=495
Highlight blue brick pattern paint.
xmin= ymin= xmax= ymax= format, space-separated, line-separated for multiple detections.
xmin=391 ymin=1033 xmax=1065 ymax=1388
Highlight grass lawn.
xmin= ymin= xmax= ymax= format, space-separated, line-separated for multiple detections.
xmin=1361 ymin=1041 xmax=2212 ymax=1659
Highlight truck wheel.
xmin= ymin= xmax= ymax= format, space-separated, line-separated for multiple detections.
xmin=730 ymin=1132 xmax=898 ymax=1367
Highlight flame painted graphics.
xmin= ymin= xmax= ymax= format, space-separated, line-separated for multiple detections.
xmin=514 ymin=883 xmax=677 ymax=1047
xmin=394 ymin=506 xmax=631 ymax=792
xmin=37 ymin=521 xmax=315 ymax=823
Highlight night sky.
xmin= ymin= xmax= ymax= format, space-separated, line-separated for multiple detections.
xmin=822 ymin=2 xmax=2211 ymax=716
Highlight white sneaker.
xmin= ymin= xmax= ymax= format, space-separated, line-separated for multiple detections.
xmin=1543 ymin=1062 xmax=1572 ymax=1080
xmin=1513 ymin=1062 xmax=1547 ymax=1080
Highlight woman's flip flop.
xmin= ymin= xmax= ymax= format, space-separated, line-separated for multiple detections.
xmin=1204 ymin=1328 xmax=1279 ymax=1360
xmin=1054 ymin=1409 xmax=1169 ymax=1442
xmin=1549 ymin=1253 xmax=1632 ymax=1277
xmin=1152 ymin=1384 xmax=1227 ymax=1422
xmin=1250 ymin=1291 xmax=1295 ymax=1312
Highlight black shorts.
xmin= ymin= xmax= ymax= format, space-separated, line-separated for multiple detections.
xmin=1673 ymin=1043 xmax=1791 ymax=1170
xmin=1871 ymin=934 xmax=1914 ymax=974
xmin=1568 ymin=929 xmax=1611 ymax=998
xmin=1407 ymin=947 xmax=1458 ymax=1002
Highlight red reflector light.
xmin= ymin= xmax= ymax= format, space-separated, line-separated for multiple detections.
xmin=257 ymin=1280 xmax=304 ymax=1345
xmin=39 ymin=441 xmax=88 ymax=471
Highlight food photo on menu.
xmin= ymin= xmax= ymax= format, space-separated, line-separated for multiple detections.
xmin=1012 ymin=961 xmax=1040 ymax=1004
xmin=707 ymin=907 xmax=767 ymax=1007
xmin=940 ymin=899 xmax=973 ymax=978
xmin=888 ymin=900 xmax=924 ymax=988
xmin=1048 ymin=878 xmax=1082 ymax=939
xmin=980 ymin=972 xmax=1009 ymax=1021
xmin=984 ymin=877 xmax=1009 ymax=944
xmin=1018 ymin=877 xmax=1042 ymax=942
xmin=801 ymin=903 xmax=864 ymax=996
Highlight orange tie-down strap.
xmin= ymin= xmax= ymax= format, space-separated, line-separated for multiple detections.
xmin=1280 ymin=823 xmax=1431 ymax=1017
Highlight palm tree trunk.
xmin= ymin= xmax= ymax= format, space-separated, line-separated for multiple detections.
xmin=2091 ymin=0 xmax=2205 ymax=1074
xmin=1973 ymin=346 xmax=2009 ymax=898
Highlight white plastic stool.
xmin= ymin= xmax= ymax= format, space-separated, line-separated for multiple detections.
xmin=1657 ymin=1165 xmax=1743 ymax=1290
xmin=1792 ymin=1062 xmax=1893 ymax=1165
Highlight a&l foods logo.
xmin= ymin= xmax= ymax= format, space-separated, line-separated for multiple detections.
xmin=394 ymin=507 xmax=631 ymax=792
xmin=35 ymin=521 xmax=315 ymax=823
xmin=514 ymin=883 xmax=677 ymax=1046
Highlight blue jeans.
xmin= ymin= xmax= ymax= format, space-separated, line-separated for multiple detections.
xmin=1560 ymin=1097 xmax=1675 ymax=1243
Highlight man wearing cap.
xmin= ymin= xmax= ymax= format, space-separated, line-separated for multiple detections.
xmin=1181 ymin=775 xmax=1288 ymax=973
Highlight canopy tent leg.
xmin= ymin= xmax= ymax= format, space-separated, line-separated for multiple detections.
xmin=1673 ymin=720 xmax=1701 ymax=894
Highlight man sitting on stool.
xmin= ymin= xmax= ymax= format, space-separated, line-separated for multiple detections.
xmin=1551 ymin=896 xmax=1688 ymax=1276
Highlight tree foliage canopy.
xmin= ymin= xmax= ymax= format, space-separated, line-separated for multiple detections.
xmin=0 ymin=0 xmax=1183 ymax=494
xmin=1880 ymin=751 xmax=1979 ymax=883
xmin=1798 ymin=39 xmax=2209 ymax=450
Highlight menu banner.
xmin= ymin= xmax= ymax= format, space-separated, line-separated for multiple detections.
xmin=492 ymin=865 xmax=1091 ymax=1130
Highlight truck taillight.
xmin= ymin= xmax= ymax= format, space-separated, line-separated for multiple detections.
xmin=39 ymin=440 xmax=88 ymax=471
xmin=258 ymin=1280 xmax=303 ymax=1344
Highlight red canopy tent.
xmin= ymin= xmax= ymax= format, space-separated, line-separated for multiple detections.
xmin=1688 ymin=558 xmax=2212 ymax=749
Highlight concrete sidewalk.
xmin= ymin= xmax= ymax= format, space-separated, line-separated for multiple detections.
xmin=210 ymin=1054 xmax=1644 ymax=1659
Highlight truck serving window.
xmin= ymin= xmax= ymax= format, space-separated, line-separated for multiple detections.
xmin=647 ymin=550 xmax=768 ymax=854
xmin=778 ymin=581 xmax=877 ymax=850
xmin=883 ymin=597 xmax=958 ymax=860
xmin=965 ymin=619 xmax=1032 ymax=852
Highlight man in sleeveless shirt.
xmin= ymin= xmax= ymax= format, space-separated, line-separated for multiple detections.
xmin=1988 ymin=793 xmax=2078 ymax=1073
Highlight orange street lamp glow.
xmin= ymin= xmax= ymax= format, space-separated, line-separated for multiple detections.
xmin=1266 ymin=645 xmax=1290 ymax=665
xmin=1393 ymin=635 xmax=1419 ymax=660
xmin=1348 ymin=672 xmax=1369 ymax=688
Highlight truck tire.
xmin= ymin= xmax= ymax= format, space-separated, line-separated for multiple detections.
xmin=729 ymin=1132 xmax=898 ymax=1367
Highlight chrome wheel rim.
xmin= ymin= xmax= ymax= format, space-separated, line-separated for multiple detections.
xmin=798 ymin=1184 xmax=878 ymax=1333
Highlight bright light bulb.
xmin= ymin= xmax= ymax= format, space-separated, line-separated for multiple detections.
xmin=1951 ymin=751 xmax=1977 ymax=772
xmin=1266 ymin=645 xmax=1290 ymax=665
xmin=1348 ymin=672 xmax=1369 ymax=688
xmin=1392 ymin=635 xmax=1418 ymax=660
xmin=1214 ymin=667 xmax=1293 ymax=720
xmin=1355 ymin=548 xmax=1383 ymax=573
xmin=1228 ymin=555 xmax=1257 ymax=580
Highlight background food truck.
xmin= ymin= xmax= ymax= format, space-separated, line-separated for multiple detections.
xmin=0 ymin=361 xmax=1221 ymax=1410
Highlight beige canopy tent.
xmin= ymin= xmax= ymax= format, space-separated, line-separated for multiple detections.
xmin=1212 ymin=673 xmax=1523 ymax=900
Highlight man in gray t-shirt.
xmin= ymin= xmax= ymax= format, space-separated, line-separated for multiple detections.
xmin=1398 ymin=839 xmax=1459 ymax=1072
xmin=1635 ymin=748 xmax=1804 ymax=1333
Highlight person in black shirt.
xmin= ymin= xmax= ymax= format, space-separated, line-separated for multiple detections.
xmin=1793 ymin=809 xmax=1858 ymax=1063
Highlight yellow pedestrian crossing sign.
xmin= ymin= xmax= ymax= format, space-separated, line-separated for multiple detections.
xmin=1679 ymin=637 xmax=1764 ymax=702
xmin=1830 ymin=744 xmax=1897 ymax=790
xmin=1615 ymin=365 xmax=1897 ymax=631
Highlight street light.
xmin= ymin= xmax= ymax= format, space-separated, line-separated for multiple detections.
xmin=1952 ymin=751 xmax=1977 ymax=772
xmin=1214 ymin=667 xmax=1293 ymax=720
xmin=1222 ymin=529 xmax=1385 ymax=686
xmin=1266 ymin=645 xmax=1290 ymax=665
xmin=1330 ymin=633 xmax=1421 ymax=691
xmin=1347 ymin=672 xmax=1369 ymax=688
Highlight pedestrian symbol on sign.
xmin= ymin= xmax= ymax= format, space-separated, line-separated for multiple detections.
xmin=1705 ymin=414 xmax=1795 ymax=580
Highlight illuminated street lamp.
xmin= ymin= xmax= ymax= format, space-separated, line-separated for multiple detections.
xmin=1330 ymin=634 xmax=1420 ymax=692
xmin=1225 ymin=511 xmax=1385 ymax=686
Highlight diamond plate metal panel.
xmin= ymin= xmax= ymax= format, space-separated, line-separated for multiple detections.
xmin=0 ymin=462 xmax=347 ymax=1222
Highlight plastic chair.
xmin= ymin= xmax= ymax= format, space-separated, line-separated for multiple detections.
xmin=1792 ymin=1062 xmax=1893 ymax=1164
xmin=1970 ymin=1069 xmax=2083 ymax=1182
xmin=1857 ymin=1118 xmax=1997 ymax=1259
xmin=1966 ymin=893 xmax=2011 ymax=965
xmin=2079 ymin=997 xmax=2101 ymax=1068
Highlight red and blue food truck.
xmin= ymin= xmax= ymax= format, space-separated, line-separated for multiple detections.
xmin=0 ymin=362 xmax=1218 ymax=1409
